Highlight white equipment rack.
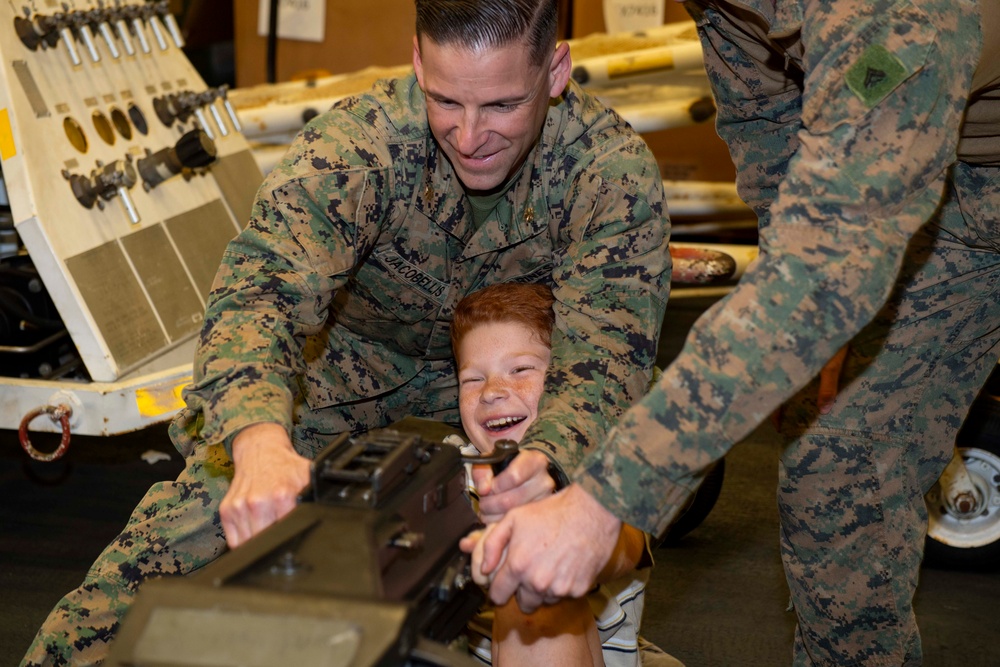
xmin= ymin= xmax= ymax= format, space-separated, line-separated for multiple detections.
xmin=0 ymin=0 xmax=262 ymax=439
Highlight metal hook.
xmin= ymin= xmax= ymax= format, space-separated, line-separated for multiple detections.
xmin=19 ymin=404 xmax=73 ymax=462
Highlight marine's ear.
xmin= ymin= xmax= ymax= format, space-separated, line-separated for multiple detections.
xmin=547 ymin=41 xmax=572 ymax=97
xmin=413 ymin=35 xmax=425 ymax=89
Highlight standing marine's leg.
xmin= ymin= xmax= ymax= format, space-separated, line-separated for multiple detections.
xmin=779 ymin=163 xmax=1000 ymax=666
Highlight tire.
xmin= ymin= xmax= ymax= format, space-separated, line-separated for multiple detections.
xmin=924 ymin=392 xmax=1000 ymax=571
xmin=659 ymin=457 xmax=726 ymax=546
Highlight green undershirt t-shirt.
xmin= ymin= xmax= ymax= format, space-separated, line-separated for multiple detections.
xmin=465 ymin=161 xmax=527 ymax=228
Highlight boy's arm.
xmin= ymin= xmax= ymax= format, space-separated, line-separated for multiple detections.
xmin=596 ymin=524 xmax=649 ymax=584
xmin=492 ymin=596 xmax=603 ymax=667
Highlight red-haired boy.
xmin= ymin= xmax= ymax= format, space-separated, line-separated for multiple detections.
xmin=450 ymin=283 xmax=659 ymax=667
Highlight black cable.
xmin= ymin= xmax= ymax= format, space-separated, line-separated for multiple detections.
xmin=0 ymin=289 xmax=63 ymax=331
xmin=267 ymin=0 xmax=279 ymax=83
xmin=561 ymin=0 xmax=574 ymax=39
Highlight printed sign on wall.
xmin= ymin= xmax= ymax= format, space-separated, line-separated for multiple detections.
xmin=603 ymin=0 xmax=665 ymax=33
xmin=257 ymin=0 xmax=326 ymax=42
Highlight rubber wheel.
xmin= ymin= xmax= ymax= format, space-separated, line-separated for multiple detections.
xmin=659 ymin=457 xmax=726 ymax=546
xmin=924 ymin=391 xmax=1000 ymax=571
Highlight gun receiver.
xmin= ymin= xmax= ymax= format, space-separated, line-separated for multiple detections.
xmin=106 ymin=422 xmax=484 ymax=667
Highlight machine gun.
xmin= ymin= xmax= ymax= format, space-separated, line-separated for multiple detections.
xmin=105 ymin=420 xmax=511 ymax=667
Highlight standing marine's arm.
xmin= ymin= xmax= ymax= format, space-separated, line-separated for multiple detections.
xmin=575 ymin=0 xmax=980 ymax=536
xmin=180 ymin=115 xmax=391 ymax=451
xmin=521 ymin=127 xmax=671 ymax=473
xmin=685 ymin=1 xmax=803 ymax=229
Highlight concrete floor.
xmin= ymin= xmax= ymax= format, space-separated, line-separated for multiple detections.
xmin=2 ymin=297 xmax=999 ymax=666
xmin=643 ymin=419 xmax=1000 ymax=666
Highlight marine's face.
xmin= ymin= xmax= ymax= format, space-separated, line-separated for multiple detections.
xmin=413 ymin=37 xmax=570 ymax=193
xmin=457 ymin=321 xmax=551 ymax=454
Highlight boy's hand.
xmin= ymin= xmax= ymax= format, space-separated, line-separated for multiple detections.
xmin=461 ymin=524 xmax=508 ymax=587
xmin=473 ymin=450 xmax=556 ymax=523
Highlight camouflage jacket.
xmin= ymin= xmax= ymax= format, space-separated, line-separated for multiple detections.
xmin=176 ymin=73 xmax=670 ymax=470
xmin=576 ymin=0 xmax=992 ymax=535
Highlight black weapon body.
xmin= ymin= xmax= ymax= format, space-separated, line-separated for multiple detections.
xmin=106 ymin=421 xmax=491 ymax=667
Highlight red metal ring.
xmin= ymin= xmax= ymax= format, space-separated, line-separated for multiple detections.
xmin=19 ymin=405 xmax=73 ymax=462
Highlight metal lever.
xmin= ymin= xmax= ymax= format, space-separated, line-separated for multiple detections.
xmin=461 ymin=439 xmax=519 ymax=476
xmin=460 ymin=439 xmax=566 ymax=491
xmin=93 ymin=159 xmax=140 ymax=224
xmin=116 ymin=185 xmax=140 ymax=224
xmin=147 ymin=13 xmax=168 ymax=51
xmin=208 ymin=102 xmax=228 ymax=137
xmin=78 ymin=22 xmax=101 ymax=62
xmin=131 ymin=16 xmax=151 ymax=53
xmin=97 ymin=17 xmax=120 ymax=59
xmin=218 ymin=85 xmax=242 ymax=132
xmin=58 ymin=23 xmax=82 ymax=66
xmin=114 ymin=18 xmax=135 ymax=55
xmin=193 ymin=107 xmax=214 ymax=140
xmin=162 ymin=10 xmax=185 ymax=48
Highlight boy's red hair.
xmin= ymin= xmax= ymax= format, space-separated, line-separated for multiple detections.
xmin=450 ymin=283 xmax=555 ymax=355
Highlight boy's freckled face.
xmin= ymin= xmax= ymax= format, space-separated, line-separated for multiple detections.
xmin=457 ymin=321 xmax=551 ymax=454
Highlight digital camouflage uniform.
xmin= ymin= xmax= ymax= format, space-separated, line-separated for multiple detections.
xmin=22 ymin=72 xmax=669 ymax=666
xmin=578 ymin=1 xmax=1000 ymax=665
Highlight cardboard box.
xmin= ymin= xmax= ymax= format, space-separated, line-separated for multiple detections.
xmin=642 ymin=121 xmax=735 ymax=184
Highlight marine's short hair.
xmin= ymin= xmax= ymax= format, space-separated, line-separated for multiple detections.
xmin=414 ymin=0 xmax=558 ymax=67
xmin=451 ymin=283 xmax=556 ymax=357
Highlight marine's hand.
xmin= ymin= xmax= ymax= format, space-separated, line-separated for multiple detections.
xmin=221 ymin=423 xmax=311 ymax=548
xmin=473 ymin=449 xmax=556 ymax=523
xmin=772 ymin=344 xmax=849 ymax=428
xmin=466 ymin=484 xmax=621 ymax=613
xmin=818 ymin=345 xmax=849 ymax=414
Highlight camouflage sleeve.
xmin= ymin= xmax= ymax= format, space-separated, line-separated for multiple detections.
xmin=573 ymin=0 xmax=980 ymax=536
xmin=181 ymin=116 xmax=391 ymax=449
xmin=684 ymin=1 xmax=803 ymax=228
xmin=521 ymin=137 xmax=672 ymax=472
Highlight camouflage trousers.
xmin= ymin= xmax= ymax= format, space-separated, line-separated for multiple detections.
xmin=779 ymin=161 xmax=1000 ymax=666
xmin=20 ymin=360 xmax=459 ymax=666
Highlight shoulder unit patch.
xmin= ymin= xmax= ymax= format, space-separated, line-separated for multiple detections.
xmin=845 ymin=44 xmax=909 ymax=108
